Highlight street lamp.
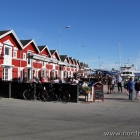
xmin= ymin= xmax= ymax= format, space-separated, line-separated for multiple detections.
xmin=99 ymin=57 xmax=100 ymax=69
xmin=58 ymin=26 xmax=70 ymax=55
xmin=78 ymin=45 xmax=86 ymax=62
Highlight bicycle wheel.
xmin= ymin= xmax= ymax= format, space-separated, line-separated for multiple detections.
xmin=23 ymin=90 xmax=32 ymax=100
xmin=57 ymin=94 xmax=62 ymax=102
xmin=40 ymin=91 xmax=50 ymax=102
xmin=62 ymin=92 xmax=70 ymax=103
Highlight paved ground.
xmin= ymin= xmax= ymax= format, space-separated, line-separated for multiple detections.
xmin=0 ymin=85 xmax=140 ymax=140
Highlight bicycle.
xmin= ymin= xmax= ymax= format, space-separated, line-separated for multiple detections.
xmin=46 ymin=83 xmax=58 ymax=101
xmin=36 ymin=83 xmax=49 ymax=102
xmin=38 ymin=83 xmax=57 ymax=102
xmin=23 ymin=83 xmax=37 ymax=100
xmin=23 ymin=82 xmax=47 ymax=101
xmin=57 ymin=86 xmax=71 ymax=103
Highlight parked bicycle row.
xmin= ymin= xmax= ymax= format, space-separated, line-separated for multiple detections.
xmin=23 ymin=82 xmax=71 ymax=103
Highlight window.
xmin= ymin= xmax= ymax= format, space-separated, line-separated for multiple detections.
xmin=42 ymin=61 xmax=44 ymax=66
xmin=13 ymin=50 xmax=17 ymax=58
xmin=23 ymin=53 xmax=26 ymax=60
xmin=28 ymin=53 xmax=30 ymax=64
xmin=3 ymin=68 xmax=8 ymax=80
xmin=5 ymin=47 xmax=9 ymax=55
xmin=42 ymin=70 xmax=45 ymax=77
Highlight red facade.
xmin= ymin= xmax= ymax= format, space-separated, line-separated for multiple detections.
xmin=0 ymin=30 xmax=87 ymax=82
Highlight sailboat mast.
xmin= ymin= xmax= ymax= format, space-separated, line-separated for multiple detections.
xmin=119 ymin=42 xmax=121 ymax=70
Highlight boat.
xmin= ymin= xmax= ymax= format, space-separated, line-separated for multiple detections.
xmin=93 ymin=69 xmax=119 ymax=77
xmin=120 ymin=66 xmax=134 ymax=80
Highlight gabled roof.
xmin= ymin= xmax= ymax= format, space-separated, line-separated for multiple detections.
xmin=20 ymin=39 xmax=40 ymax=53
xmin=68 ymin=57 xmax=74 ymax=64
xmin=80 ymin=62 xmax=88 ymax=68
xmin=50 ymin=50 xmax=61 ymax=61
xmin=0 ymin=30 xmax=10 ymax=36
xmin=59 ymin=55 xmax=67 ymax=62
xmin=38 ymin=45 xmax=52 ymax=57
xmin=73 ymin=59 xmax=77 ymax=65
xmin=0 ymin=29 xmax=23 ymax=49
xmin=50 ymin=50 xmax=56 ymax=55
xmin=20 ymin=40 xmax=32 ymax=46
xmin=38 ymin=45 xmax=46 ymax=51
xmin=80 ymin=62 xmax=84 ymax=66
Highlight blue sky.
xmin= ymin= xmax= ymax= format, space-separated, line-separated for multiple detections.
xmin=0 ymin=0 xmax=140 ymax=70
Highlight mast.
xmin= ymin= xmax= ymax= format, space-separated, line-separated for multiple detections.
xmin=118 ymin=42 xmax=122 ymax=71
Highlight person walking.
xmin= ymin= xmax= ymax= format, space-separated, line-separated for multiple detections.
xmin=107 ymin=75 xmax=112 ymax=94
xmin=116 ymin=75 xmax=122 ymax=92
xmin=134 ymin=79 xmax=140 ymax=100
xmin=111 ymin=76 xmax=116 ymax=92
xmin=124 ymin=79 xmax=129 ymax=95
xmin=128 ymin=77 xmax=135 ymax=101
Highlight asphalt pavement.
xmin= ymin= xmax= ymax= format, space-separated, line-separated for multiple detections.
xmin=0 ymin=85 xmax=140 ymax=140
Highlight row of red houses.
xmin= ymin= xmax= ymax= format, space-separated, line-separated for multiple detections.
xmin=0 ymin=30 xmax=89 ymax=82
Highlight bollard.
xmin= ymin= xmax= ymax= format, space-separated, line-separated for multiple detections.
xmin=9 ymin=81 xmax=11 ymax=98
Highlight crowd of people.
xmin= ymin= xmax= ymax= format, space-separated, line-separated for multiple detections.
xmin=106 ymin=74 xmax=140 ymax=101
xmin=23 ymin=73 xmax=140 ymax=102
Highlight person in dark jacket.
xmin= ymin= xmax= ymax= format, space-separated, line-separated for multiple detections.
xmin=107 ymin=75 xmax=112 ymax=94
xmin=134 ymin=79 xmax=140 ymax=100
xmin=124 ymin=79 xmax=129 ymax=95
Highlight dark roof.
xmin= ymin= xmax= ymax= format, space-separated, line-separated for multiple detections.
xmin=59 ymin=55 xmax=67 ymax=62
xmin=50 ymin=50 xmax=56 ymax=55
xmin=20 ymin=40 xmax=32 ymax=46
xmin=80 ymin=62 xmax=84 ymax=66
xmin=38 ymin=46 xmax=46 ymax=51
xmin=0 ymin=30 xmax=11 ymax=36
xmin=73 ymin=59 xmax=77 ymax=61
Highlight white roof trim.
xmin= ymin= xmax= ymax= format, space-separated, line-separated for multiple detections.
xmin=0 ymin=30 xmax=23 ymax=49
xmin=23 ymin=39 xmax=40 ymax=53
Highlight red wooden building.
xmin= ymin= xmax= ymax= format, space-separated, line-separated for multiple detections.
xmin=0 ymin=29 xmax=88 ymax=82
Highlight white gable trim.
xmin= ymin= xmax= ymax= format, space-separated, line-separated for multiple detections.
xmin=23 ymin=39 xmax=40 ymax=53
xmin=0 ymin=30 xmax=23 ymax=49
xmin=40 ymin=45 xmax=52 ymax=57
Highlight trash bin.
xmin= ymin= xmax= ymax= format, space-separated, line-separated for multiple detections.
xmin=93 ymin=82 xmax=104 ymax=102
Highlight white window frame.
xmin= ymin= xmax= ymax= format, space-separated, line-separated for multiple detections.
xmin=5 ymin=47 xmax=10 ymax=55
xmin=13 ymin=47 xmax=18 ymax=58
xmin=3 ymin=68 xmax=9 ymax=80
xmin=13 ymin=50 xmax=17 ymax=58
xmin=23 ymin=53 xmax=26 ymax=60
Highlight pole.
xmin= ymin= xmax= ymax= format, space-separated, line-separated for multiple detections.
xmin=99 ymin=57 xmax=100 ymax=69
xmin=58 ymin=28 xmax=61 ymax=55
xmin=79 ymin=45 xmax=86 ymax=62
xmin=58 ymin=26 xmax=70 ymax=55
xmin=9 ymin=81 xmax=11 ymax=98
xmin=119 ymin=42 xmax=121 ymax=68
xmin=78 ymin=46 xmax=80 ymax=62
xmin=31 ymin=55 xmax=33 ymax=82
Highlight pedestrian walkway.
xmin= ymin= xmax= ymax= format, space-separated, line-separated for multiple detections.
xmin=79 ymin=85 xmax=140 ymax=103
